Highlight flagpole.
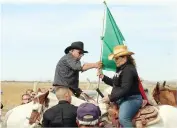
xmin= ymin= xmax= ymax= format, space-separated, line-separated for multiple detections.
xmin=96 ymin=1 xmax=106 ymax=103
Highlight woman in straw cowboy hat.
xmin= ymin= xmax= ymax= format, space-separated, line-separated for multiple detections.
xmin=98 ymin=45 xmax=144 ymax=127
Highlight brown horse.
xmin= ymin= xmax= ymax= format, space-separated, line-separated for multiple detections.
xmin=152 ymin=81 xmax=177 ymax=106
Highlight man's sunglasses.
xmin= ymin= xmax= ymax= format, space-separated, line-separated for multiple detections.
xmin=78 ymin=51 xmax=84 ymax=55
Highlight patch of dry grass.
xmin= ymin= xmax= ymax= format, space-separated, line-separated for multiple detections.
xmin=1 ymin=82 xmax=51 ymax=107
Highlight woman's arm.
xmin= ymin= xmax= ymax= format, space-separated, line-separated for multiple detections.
xmin=101 ymin=75 xmax=113 ymax=86
xmin=109 ymin=68 xmax=134 ymax=102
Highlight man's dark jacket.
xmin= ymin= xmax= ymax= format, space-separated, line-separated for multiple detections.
xmin=53 ymin=53 xmax=82 ymax=97
xmin=42 ymin=100 xmax=78 ymax=127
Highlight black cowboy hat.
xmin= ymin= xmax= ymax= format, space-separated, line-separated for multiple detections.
xmin=64 ymin=41 xmax=88 ymax=54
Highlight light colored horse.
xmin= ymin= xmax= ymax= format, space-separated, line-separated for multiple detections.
xmin=102 ymin=86 xmax=177 ymax=128
xmin=3 ymin=91 xmax=108 ymax=128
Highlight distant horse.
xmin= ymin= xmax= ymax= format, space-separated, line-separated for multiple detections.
xmin=152 ymin=81 xmax=177 ymax=106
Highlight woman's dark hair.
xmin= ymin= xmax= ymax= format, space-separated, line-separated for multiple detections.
xmin=126 ymin=55 xmax=136 ymax=68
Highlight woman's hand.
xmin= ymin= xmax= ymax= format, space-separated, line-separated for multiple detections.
xmin=101 ymin=95 xmax=110 ymax=104
xmin=97 ymin=69 xmax=104 ymax=79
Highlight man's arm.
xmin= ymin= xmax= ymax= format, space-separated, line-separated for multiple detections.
xmin=66 ymin=56 xmax=101 ymax=71
xmin=82 ymin=62 xmax=102 ymax=71
xmin=82 ymin=63 xmax=97 ymax=71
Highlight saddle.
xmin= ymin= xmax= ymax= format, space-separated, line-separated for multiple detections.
xmin=28 ymin=90 xmax=49 ymax=125
xmin=108 ymin=100 xmax=160 ymax=128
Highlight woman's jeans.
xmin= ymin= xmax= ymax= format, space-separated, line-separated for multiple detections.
xmin=116 ymin=95 xmax=143 ymax=127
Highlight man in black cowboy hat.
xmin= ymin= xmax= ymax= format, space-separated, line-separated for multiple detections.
xmin=53 ymin=41 xmax=102 ymax=97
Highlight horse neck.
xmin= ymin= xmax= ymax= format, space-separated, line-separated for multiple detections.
xmin=170 ymin=90 xmax=177 ymax=103
xmin=47 ymin=92 xmax=58 ymax=108
xmin=159 ymin=90 xmax=177 ymax=106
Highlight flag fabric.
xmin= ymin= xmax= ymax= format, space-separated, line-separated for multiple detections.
xmin=101 ymin=2 xmax=125 ymax=71
xmin=100 ymin=2 xmax=148 ymax=102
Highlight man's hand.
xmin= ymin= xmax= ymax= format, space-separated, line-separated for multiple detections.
xmin=95 ymin=61 xmax=102 ymax=69
xmin=82 ymin=61 xmax=102 ymax=71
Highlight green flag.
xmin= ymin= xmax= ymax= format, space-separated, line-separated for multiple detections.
xmin=101 ymin=2 xmax=125 ymax=71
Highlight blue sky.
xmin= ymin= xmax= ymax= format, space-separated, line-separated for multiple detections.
xmin=1 ymin=1 xmax=177 ymax=81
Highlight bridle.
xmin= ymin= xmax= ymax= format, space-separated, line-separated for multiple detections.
xmin=153 ymin=89 xmax=161 ymax=105
xmin=28 ymin=91 xmax=49 ymax=126
xmin=153 ymin=83 xmax=161 ymax=105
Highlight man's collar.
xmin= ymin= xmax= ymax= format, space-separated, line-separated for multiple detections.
xmin=58 ymin=100 xmax=70 ymax=104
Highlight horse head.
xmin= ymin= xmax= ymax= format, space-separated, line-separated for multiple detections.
xmin=28 ymin=90 xmax=50 ymax=126
xmin=152 ymin=82 xmax=177 ymax=106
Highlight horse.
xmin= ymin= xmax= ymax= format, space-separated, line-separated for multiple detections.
xmin=102 ymin=86 xmax=177 ymax=128
xmin=3 ymin=89 xmax=108 ymax=128
xmin=152 ymin=81 xmax=177 ymax=106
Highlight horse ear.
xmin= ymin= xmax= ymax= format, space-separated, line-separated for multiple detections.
xmin=144 ymin=89 xmax=148 ymax=93
xmin=37 ymin=88 xmax=41 ymax=92
xmin=156 ymin=82 xmax=160 ymax=92
xmin=163 ymin=81 xmax=166 ymax=88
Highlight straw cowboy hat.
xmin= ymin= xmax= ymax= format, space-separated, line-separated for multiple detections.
xmin=108 ymin=45 xmax=134 ymax=60
xmin=65 ymin=41 xmax=88 ymax=54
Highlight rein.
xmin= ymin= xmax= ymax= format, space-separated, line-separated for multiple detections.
xmin=80 ymin=93 xmax=96 ymax=103
xmin=153 ymin=90 xmax=161 ymax=105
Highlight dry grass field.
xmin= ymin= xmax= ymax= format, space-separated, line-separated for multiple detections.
xmin=1 ymin=82 xmax=51 ymax=109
